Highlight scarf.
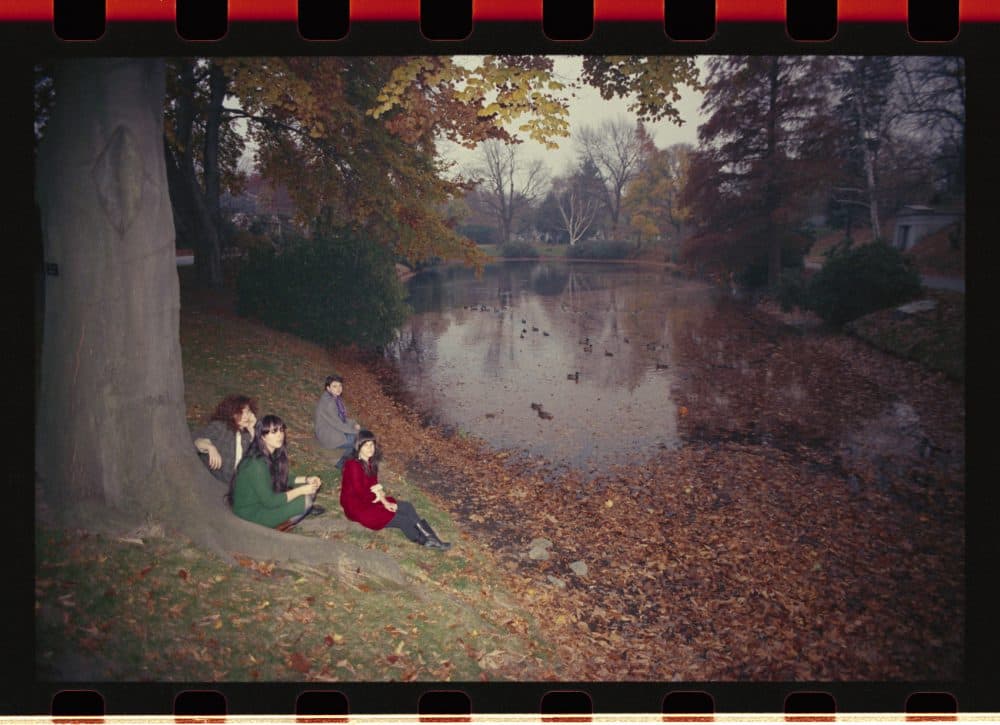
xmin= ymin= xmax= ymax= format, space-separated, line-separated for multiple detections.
xmin=335 ymin=394 xmax=348 ymax=423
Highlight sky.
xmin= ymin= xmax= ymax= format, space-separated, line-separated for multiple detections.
xmin=435 ymin=55 xmax=708 ymax=180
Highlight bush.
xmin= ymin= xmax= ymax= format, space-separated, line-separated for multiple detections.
xmin=806 ymin=242 xmax=922 ymax=326
xmin=236 ymin=230 xmax=409 ymax=349
xmin=565 ymin=240 xmax=631 ymax=260
xmin=499 ymin=240 xmax=539 ymax=258
xmin=737 ymin=247 xmax=807 ymax=289
xmin=776 ymin=269 xmax=809 ymax=312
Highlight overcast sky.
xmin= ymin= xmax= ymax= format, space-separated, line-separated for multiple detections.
xmin=436 ymin=55 xmax=708 ymax=180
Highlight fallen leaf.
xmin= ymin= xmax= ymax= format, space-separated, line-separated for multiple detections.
xmin=288 ymin=652 xmax=311 ymax=673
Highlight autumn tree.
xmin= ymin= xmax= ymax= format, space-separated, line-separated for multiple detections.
xmin=36 ymin=59 xmax=407 ymax=584
xmin=473 ymin=139 xmax=548 ymax=244
xmin=683 ymin=56 xmax=837 ymax=285
xmin=624 ymin=142 xmax=693 ymax=247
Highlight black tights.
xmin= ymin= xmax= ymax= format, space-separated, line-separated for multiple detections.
xmin=384 ymin=500 xmax=422 ymax=542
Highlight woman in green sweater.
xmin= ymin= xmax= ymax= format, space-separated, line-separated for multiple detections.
xmin=227 ymin=414 xmax=325 ymax=531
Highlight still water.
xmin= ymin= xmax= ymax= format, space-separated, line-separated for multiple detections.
xmin=386 ymin=261 xmax=722 ymax=473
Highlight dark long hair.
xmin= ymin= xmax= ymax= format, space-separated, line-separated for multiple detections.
xmin=210 ymin=394 xmax=259 ymax=432
xmin=226 ymin=414 xmax=290 ymax=506
xmin=350 ymin=429 xmax=382 ymax=477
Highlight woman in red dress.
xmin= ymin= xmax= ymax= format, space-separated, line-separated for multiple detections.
xmin=339 ymin=430 xmax=450 ymax=550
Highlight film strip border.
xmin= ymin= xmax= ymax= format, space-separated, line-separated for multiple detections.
xmin=1 ymin=0 xmax=999 ymax=43
xmin=4 ymin=0 xmax=998 ymax=722
xmin=37 ymin=687 xmax=982 ymax=721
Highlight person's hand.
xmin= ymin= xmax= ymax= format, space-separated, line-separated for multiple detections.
xmin=206 ymin=444 xmax=222 ymax=470
xmin=354 ymin=423 xmax=361 ymax=431
xmin=370 ymin=484 xmax=385 ymax=504
xmin=383 ymin=501 xmax=397 ymax=513
xmin=306 ymin=477 xmax=322 ymax=494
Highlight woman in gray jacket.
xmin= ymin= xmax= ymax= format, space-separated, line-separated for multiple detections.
xmin=314 ymin=374 xmax=361 ymax=466
xmin=192 ymin=394 xmax=259 ymax=484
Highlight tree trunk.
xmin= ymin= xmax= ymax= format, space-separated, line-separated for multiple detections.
xmin=765 ymin=58 xmax=782 ymax=287
xmin=203 ymin=61 xmax=227 ymax=250
xmin=169 ymin=60 xmax=224 ymax=289
xmin=35 ymin=59 xmax=404 ymax=586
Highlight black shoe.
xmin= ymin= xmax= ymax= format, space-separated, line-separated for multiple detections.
xmin=307 ymin=505 xmax=326 ymax=517
xmin=416 ymin=519 xmax=451 ymax=550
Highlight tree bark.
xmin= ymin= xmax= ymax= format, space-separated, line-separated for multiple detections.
xmin=35 ymin=59 xmax=404 ymax=586
xmin=764 ymin=58 xmax=782 ymax=287
xmin=168 ymin=60 xmax=224 ymax=289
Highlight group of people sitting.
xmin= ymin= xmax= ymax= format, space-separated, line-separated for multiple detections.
xmin=191 ymin=375 xmax=450 ymax=551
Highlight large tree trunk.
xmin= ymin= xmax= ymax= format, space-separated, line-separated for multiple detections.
xmin=35 ymin=59 xmax=403 ymax=586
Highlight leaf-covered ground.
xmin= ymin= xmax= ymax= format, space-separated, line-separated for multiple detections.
xmin=36 ymin=283 xmax=963 ymax=682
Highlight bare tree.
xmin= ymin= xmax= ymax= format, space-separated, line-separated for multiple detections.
xmin=473 ymin=140 xmax=548 ymax=244
xmin=576 ymin=116 xmax=648 ymax=239
xmin=553 ymin=174 xmax=601 ymax=245
xmin=36 ymin=59 xmax=405 ymax=594
xmin=891 ymin=56 xmax=964 ymax=196
xmin=831 ymin=56 xmax=895 ymax=241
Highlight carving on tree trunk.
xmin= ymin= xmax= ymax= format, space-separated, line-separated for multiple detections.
xmin=93 ymin=126 xmax=149 ymax=236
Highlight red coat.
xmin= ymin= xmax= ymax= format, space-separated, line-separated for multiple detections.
xmin=340 ymin=458 xmax=396 ymax=530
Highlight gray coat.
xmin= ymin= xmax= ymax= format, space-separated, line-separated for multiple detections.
xmin=314 ymin=392 xmax=357 ymax=449
xmin=192 ymin=420 xmax=253 ymax=484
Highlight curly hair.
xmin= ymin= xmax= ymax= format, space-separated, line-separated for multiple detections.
xmin=210 ymin=394 xmax=259 ymax=432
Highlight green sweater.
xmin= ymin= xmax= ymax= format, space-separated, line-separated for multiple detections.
xmin=232 ymin=457 xmax=307 ymax=528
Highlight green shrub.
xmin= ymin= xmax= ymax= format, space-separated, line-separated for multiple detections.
xmin=236 ymin=230 xmax=409 ymax=349
xmin=776 ymin=269 xmax=809 ymax=312
xmin=499 ymin=240 xmax=539 ymax=258
xmin=565 ymin=240 xmax=631 ymax=260
xmin=806 ymin=242 xmax=922 ymax=325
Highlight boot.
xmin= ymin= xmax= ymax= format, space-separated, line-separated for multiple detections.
xmin=415 ymin=519 xmax=451 ymax=550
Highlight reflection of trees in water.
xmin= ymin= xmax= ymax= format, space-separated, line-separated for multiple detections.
xmin=406 ymin=268 xmax=445 ymax=313
xmin=529 ymin=263 xmax=570 ymax=296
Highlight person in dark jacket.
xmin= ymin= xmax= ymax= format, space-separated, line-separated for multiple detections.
xmin=228 ymin=414 xmax=325 ymax=530
xmin=192 ymin=395 xmax=259 ymax=484
xmin=339 ymin=430 xmax=450 ymax=550
xmin=314 ymin=374 xmax=361 ymax=468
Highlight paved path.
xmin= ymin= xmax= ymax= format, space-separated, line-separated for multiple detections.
xmin=921 ymin=275 xmax=965 ymax=293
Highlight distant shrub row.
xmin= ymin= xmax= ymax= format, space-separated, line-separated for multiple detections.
xmin=565 ymin=240 xmax=631 ymax=260
xmin=236 ymin=230 xmax=409 ymax=350
xmin=777 ymin=242 xmax=922 ymax=325
xmin=498 ymin=240 xmax=539 ymax=258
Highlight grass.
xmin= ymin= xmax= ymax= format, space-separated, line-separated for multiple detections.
xmin=845 ymin=289 xmax=964 ymax=381
xmin=35 ymin=291 xmax=557 ymax=682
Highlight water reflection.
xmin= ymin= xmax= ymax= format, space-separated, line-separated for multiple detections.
xmin=388 ymin=261 xmax=720 ymax=473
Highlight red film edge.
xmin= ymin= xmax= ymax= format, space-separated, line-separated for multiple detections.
xmin=2 ymin=0 xmax=999 ymax=26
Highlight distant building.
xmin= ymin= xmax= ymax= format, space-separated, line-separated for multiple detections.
xmin=221 ymin=174 xmax=304 ymax=241
xmin=893 ymin=205 xmax=963 ymax=252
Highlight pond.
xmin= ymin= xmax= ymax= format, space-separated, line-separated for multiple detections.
xmin=386 ymin=261 xmax=725 ymax=474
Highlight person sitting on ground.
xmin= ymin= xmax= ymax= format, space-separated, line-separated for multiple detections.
xmin=228 ymin=414 xmax=325 ymax=531
xmin=314 ymin=374 xmax=361 ymax=467
xmin=192 ymin=394 xmax=258 ymax=484
xmin=339 ymin=430 xmax=451 ymax=550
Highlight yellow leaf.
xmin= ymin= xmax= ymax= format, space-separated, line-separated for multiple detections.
xmin=605 ymin=499 xmax=614 ymax=508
